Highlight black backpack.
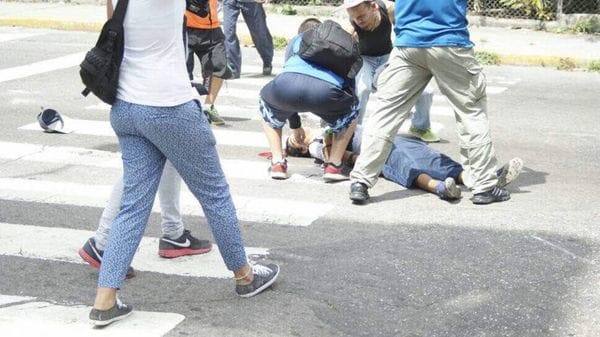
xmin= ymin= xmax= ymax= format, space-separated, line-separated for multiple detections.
xmin=79 ymin=0 xmax=128 ymax=105
xmin=299 ymin=20 xmax=362 ymax=79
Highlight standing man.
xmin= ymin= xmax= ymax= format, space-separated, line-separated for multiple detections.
xmin=223 ymin=0 xmax=273 ymax=78
xmin=343 ymin=0 xmax=440 ymax=142
xmin=349 ymin=0 xmax=511 ymax=205
xmin=186 ymin=1 xmax=231 ymax=125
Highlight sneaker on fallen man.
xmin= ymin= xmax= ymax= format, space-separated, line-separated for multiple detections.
xmin=79 ymin=237 xmax=135 ymax=278
xmin=409 ymin=126 xmax=440 ymax=143
xmin=471 ymin=186 xmax=510 ymax=205
xmin=89 ymin=298 xmax=133 ymax=326
xmin=436 ymin=177 xmax=461 ymax=200
xmin=496 ymin=157 xmax=523 ymax=188
xmin=204 ymin=105 xmax=225 ymax=125
xmin=236 ymin=263 xmax=280 ymax=298
xmin=159 ymin=229 xmax=212 ymax=258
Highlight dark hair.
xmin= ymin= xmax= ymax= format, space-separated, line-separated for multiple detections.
xmin=284 ymin=137 xmax=311 ymax=158
xmin=298 ymin=18 xmax=321 ymax=34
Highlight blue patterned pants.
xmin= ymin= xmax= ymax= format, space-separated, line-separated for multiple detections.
xmin=98 ymin=99 xmax=247 ymax=288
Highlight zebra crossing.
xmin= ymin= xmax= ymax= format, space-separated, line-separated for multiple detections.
xmin=0 ymin=27 xmax=519 ymax=335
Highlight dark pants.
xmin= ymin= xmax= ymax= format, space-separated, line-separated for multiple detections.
xmin=222 ymin=0 xmax=273 ymax=77
xmin=187 ymin=27 xmax=232 ymax=81
xmin=259 ymin=72 xmax=358 ymax=133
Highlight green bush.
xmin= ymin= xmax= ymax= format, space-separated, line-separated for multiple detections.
xmin=499 ymin=0 xmax=554 ymax=20
xmin=273 ymin=36 xmax=289 ymax=50
xmin=588 ymin=60 xmax=600 ymax=72
xmin=573 ymin=17 xmax=600 ymax=34
xmin=280 ymin=4 xmax=297 ymax=15
xmin=475 ymin=51 xmax=501 ymax=65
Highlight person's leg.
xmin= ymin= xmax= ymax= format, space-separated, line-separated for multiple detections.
xmin=240 ymin=2 xmax=273 ymax=70
xmin=329 ymin=119 xmax=357 ymax=165
xmin=222 ymin=0 xmax=242 ymax=78
xmin=428 ymin=47 xmax=502 ymax=199
xmin=355 ymin=56 xmax=376 ymax=125
xmin=158 ymin=160 xmax=184 ymax=239
xmin=141 ymin=101 xmax=246 ymax=271
xmin=93 ymin=175 xmax=124 ymax=251
xmin=205 ymin=75 xmax=224 ymax=106
xmin=410 ymin=86 xmax=440 ymax=142
xmin=95 ymin=101 xmax=167 ymax=310
xmin=350 ymin=47 xmax=432 ymax=191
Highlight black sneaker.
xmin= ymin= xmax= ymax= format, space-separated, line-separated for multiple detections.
xmin=236 ymin=263 xmax=280 ymax=298
xmin=89 ymin=298 xmax=133 ymax=326
xmin=471 ymin=186 xmax=510 ymax=204
xmin=79 ymin=238 xmax=135 ymax=278
xmin=349 ymin=181 xmax=369 ymax=204
xmin=159 ymin=229 xmax=212 ymax=258
xmin=262 ymin=63 xmax=272 ymax=76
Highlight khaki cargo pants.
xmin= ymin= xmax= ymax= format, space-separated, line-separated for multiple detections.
xmin=350 ymin=46 xmax=499 ymax=194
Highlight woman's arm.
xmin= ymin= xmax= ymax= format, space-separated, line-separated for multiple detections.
xmin=106 ymin=0 xmax=114 ymax=19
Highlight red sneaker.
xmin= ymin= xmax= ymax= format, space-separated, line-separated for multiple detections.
xmin=323 ymin=162 xmax=350 ymax=182
xmin=269 ymin=160 xmax=289 ymax=179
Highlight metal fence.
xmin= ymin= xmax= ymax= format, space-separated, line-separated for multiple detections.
xmin=274 ymin=0 xmax=599 ymax=20
xmin=468 ymin=0 xmax=599 ymax=20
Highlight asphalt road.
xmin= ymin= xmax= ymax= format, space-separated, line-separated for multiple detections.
xmin=0 ymin=26 xmax=599 ymax=337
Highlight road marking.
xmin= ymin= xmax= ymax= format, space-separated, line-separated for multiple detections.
xmin=0 ymin=299 xmax=184 ymax=337
xmin=486 ymin=86 xmax=508 ymax=94
xmin=0 ymin=52 xmax=86 ymax=83
xmin=0 ymin=222 xmax=268 ymax=278
xmin=0 ymin=178 xmax=332 ymax=226
xmin=0 ymin=295 xmax=35 ymax=307
xmin=0 ymin=141 xmax=317 ymax=183
xmin=19 ymin=119 xmax=271 ymax=147
xmin=0 ymin=31 xmax=45 ymax=43
xmin=530 ymin=235 xmax=597 ymax=266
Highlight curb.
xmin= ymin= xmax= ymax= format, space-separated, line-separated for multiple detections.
xmin=0 ymin=18 xmax=101 ymax=31
xmin=238 ymin=33 xmax=596 ymax=70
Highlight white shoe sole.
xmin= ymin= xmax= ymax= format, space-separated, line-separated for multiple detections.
xmin=498 ymin=157 xmax=523 ymax=187
xmin=238 ymin=267 xmax=280 ymax=298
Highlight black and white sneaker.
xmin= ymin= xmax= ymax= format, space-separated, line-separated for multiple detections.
xmin=79 ymin=238 xmax=135 ymax=278
xmin=496 ymin=157 xmax=523 ymax=188
xmin=236 ymin=263 xmax=280 ymax=298
xmin=471 ymin=186 xmax=510 ymax=204
xmin=89 ymin=298 xmax=133 ymax=326
xmin=158 ymin=229 xmax=212 ymax=258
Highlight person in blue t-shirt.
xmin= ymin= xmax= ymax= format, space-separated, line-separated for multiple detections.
xmin=259 ymin=18 xmax=358 ymax=182
xmin=349 ymin=0 xmax=512 ymax=205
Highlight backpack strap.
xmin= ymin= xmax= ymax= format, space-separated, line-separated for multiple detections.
xmin=112 ymin=0 xmax=129 ymax=24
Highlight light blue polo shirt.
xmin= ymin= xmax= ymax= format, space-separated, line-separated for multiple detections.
xmin=394 ymin=0 xmax=474 ymax=48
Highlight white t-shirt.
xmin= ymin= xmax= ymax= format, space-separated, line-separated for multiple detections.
xmin=113 ymin=0 xmax=195 ymax=106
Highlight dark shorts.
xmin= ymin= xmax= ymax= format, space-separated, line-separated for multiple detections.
xmin=187 ymin=27 xmax=232 ymax=80
xmin=259 ymin=72 xmax=358 ymax=133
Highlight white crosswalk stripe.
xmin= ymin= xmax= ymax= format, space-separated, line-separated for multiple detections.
xmin=0 ymin=223 xmax=268 ymax=278
xmin=0 ymin=141 xmax=320 ymax=183
xmin=19 ymin=119 xmax=272 ymax=147
xmin=0 ymin=178 xmax=333 ymax=226
xmin=0 ymin=295 xmax=185 ymax=337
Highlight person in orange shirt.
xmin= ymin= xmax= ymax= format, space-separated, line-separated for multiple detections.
xmin=186 ymin=0 xmax=232 ymax=126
